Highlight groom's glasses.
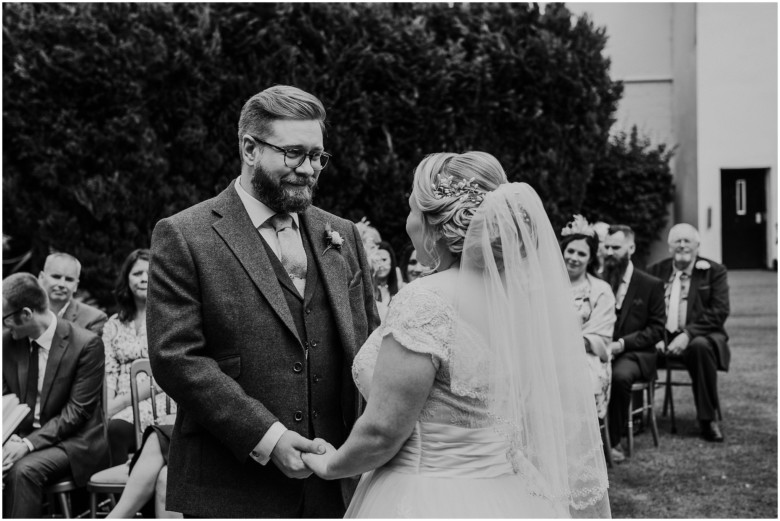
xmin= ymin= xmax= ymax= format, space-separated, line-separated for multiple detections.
xmin=249 ymin=136 xmax=331 ymax=170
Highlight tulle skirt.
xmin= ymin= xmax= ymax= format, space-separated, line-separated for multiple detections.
xmin=345 ymin=422 xmax=568 ymax=518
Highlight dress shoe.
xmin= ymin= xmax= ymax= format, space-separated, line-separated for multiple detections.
xmin=610 ymin=447 xmax=626 ymax=463
xmin=700 ymin=420 xmax=725 ymax=442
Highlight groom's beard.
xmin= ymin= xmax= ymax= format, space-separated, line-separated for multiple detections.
xmin=602 ymin=255 xmax=629 ymax=297
xmin=252 ymin=163 xmax=318 ymax=213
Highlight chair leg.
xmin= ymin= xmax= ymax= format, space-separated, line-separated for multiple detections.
xmin=601 ymin=417 xmax=613 ymax=468
xmin=648 ymin=385 xmax=659 ymax=447
xmin=90 ymin=492 xmax=97 ymax=518
xmin=57 ymin=491 xmax=73 ymax=518
xmin=626 ymin=393 xmax=634 ymax=458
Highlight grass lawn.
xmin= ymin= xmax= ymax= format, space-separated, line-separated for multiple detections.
xmin=608 ymin=270 xmax=777 ymax=518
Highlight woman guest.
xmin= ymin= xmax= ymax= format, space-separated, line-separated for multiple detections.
xmin=560 ymin=216 xmax=616 ymax=420
xmin=303 ymin=152 xmax=609 ymax=517
xmin=399 ymin=244 xmax=430 ymax=284
xmin=372 ymin=241 xmax=401 ymax=322
xmin=103 ymin=249 xmax=174 ymax=464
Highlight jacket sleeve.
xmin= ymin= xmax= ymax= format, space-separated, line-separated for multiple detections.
xmin=26 ymin=335 xmax=104 ymax=450
xmin=582 ymin=284 xmax=616 ymax=359
xmin=147 ymin=217 xmax=278 ymax=463
xmin=85 ymin=311 xmax=108 ymax=338
xmin=623 ymin=277 xmax=666 ymax=352
xmin=685 ymin=263 xmax=730 ymax=338
xmin=350 ymin=222 xmax=381 ymax=336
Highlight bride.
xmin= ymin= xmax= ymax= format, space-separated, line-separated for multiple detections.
xmin=302 ymin=151 xmax=610 ymax=518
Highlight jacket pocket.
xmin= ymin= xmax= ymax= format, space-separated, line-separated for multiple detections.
xmin=216 ymin=354 xmax=241 ymax=379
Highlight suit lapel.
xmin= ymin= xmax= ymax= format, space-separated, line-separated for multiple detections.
xmin=300 ymin=210 xmax=354 ymax=352
xmin=617 ymin=272 xmax=639 ymax=333
xmin=687 ymin=257 xmax=703 ymax=319
xmin=211 ymin=183 xmax=302 ymax=346
xmin=14 ymin=338 xmax=30 ymax=401
xmin=62 ymin=300 xmax=78 ymax=323
xmin=39 ymin=319 xmax=70 ymax=412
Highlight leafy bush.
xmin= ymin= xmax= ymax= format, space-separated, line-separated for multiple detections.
xmin=3 ymin=3 xmax=671 ymax=308
xmin=582 ymin=126 xmax=675 ymax=264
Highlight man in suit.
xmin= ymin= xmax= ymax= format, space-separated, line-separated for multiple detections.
xmin=2 ymin=272 xmax=106 ymax=518
xmin=148 ymin=85 xmax=380 ymax=518
xmin=39 ymin=252 xmax=108 ymax=335
xmin=648 ymin=223 xmax=730 ymax=442
xmin=602 ymin=225 xmax=666 ymax=462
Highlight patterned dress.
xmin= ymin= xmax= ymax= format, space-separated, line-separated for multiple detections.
xmin=103 ymin=314 xmax=174 ymax=431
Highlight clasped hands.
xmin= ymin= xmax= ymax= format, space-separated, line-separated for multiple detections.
xmin=270 ymin=430 xmax=336 ymax=480
xmin=3 ymin=434 xmax=30 ymax=472
xmin=656 ymin=331 xmax=690 ymax=356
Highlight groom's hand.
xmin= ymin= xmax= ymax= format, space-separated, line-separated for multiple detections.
xmin=270 ymin=431 xmax=326 ymax=479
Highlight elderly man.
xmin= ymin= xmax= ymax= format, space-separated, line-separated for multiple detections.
xmin=602 ymin=225 xmax=666 ymax=462
xmin=2 ymin=273 xmax=106 ymax=517
xmin=38 ymin=252 xmax=107 ymax=335
xmin=648 ymin=223 xmax=730 ymax=442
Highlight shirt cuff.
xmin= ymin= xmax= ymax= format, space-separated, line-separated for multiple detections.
xmin=249 ymin=422 xmax=287 ymax=465
xmin=21 ymin=438 xmax=34 ymax=452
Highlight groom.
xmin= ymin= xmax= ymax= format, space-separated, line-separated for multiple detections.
xmin=148 ymin=85 xmax=380 ymax=517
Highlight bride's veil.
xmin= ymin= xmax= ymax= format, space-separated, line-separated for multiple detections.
xmin=451 ymin=182 xmax=610 ymax=517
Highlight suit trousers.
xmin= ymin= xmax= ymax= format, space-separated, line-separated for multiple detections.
xmin=607 ymin=354 xmax=643 ymax=448
xmin=3 ymin=445 xmax=71 ymax=518
xmin=662 ymin=333 xmax=720 ymax=421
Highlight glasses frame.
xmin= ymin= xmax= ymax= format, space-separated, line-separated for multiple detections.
xmin=2 ymin=308 xmax=23 ymax=323
xmin=249 ymin=135 xmax=331 ymax=170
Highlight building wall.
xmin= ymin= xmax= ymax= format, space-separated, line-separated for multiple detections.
xmin=696 ymin=3 xmax=778 ymax=266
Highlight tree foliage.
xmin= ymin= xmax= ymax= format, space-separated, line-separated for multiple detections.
xmin=3 ymin=3 xmax=672 ymax=308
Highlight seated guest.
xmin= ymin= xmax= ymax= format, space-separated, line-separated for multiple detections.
xmin=107 ymin=422 xmax=180 ymax=518
xmin=2 ymin=273 xmax=106 ymax=518
xmin=648 ymin=223 xmax=730 ymax=442
xmin=399 ymin=243 xmax=431 ymax=284
xmin=38 ymin=252 xmax=108 ymax=335
xmin=371 ymin=241 xmax=401 ymax=322
xmin=104 ymin=249 xmax=174 ymax=466
xmin=602 ymin=225 xmax=665 ymax=462
xmin=560 ymin=215 xmax=616 ymax=419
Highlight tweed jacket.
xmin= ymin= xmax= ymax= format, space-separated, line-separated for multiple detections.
xmin=2 ymin=318 xmax=106 ymax=486
xmin=147 ymin=180 xmax=380 ymax=517
xmin=647 ymin=256 xmax=730 ymax=371
xmin=613 ymin=268 xmax=666 ymax=380
xmin=61 ymin=299 xmax=108 ymax=337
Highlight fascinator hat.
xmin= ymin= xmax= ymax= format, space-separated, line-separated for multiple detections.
xmin=451 ymin=183 xmax=610 ymax=517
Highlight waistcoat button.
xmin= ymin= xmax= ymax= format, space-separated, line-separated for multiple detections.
xmin=293 ymin=362 xmax=303 ymax=373
xmin=294 ymin=411 xmax=303 ymax=422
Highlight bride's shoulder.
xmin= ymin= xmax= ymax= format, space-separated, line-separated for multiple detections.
xmin=393 ymin=274 xmax=453 ymax=308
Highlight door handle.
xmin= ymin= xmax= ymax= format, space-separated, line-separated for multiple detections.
xmin=756 ymin=212 xmax=763 ymax=224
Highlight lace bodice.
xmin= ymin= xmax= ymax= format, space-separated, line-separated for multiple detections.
xmin=352 ymin=282 xmax=491 ymax=428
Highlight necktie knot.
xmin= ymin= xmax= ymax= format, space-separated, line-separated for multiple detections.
xmin=269 ymin=213 xmax=294 ymax=233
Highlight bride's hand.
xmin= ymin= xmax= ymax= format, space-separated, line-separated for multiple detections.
xmin=301 ymin=438 xmax=337 ymax=479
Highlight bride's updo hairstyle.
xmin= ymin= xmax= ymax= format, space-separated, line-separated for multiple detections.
xmin=412 ymin=151 xmax=508 ymax=269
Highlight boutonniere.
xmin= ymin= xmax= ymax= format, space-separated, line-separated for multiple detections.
xmin=633 ymin=297 xmax=644 ymax=307
xmin=695 ymin=259 xmax=711 ymax=270
xmin=323 ymin=223 xmax=344 ymax=254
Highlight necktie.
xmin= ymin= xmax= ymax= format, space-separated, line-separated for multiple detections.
xmin=22 ymin=341 xmax=40 ymax=430
xmin=269 ymin=214 xmax=307 ymax=297
xmin=666 ymin=271 xmax=682 ymax=333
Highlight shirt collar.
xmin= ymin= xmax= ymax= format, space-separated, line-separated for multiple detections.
xmin=234 ymin=176 xmax=300 ymax=229
xmin=32 ymin=310 xmax=58 ymax=351
xmin=672 ymin=259 xmax=695 ymax=278
xmin=56 ymin=300 xmax=72 ymax=318
xmin=622 ymin=260 xmax=634 ymax=286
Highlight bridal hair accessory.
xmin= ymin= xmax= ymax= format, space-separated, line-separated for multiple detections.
xmin=323 ymin=222 xmax=344 ymax=254
xmin=561 ymin=214 xmax=595 ymax=237
xmin=433 ymin=174 xmax=486 ymax=205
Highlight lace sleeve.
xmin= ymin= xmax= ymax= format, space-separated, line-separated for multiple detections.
xmin=382 ymin=285 xmax=453 ymax=370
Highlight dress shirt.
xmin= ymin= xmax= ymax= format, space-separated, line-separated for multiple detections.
xmin=56 ymin=301 xmax=72 ymax=318
xmin=614 ymin=261 xmax=634 ymax=310
xmin=664 ymin=262 xmax=694 ymax=331
xmin=21 ymin=310 xmax=57 ymax=451
xmin=234 ymin=176 xmax=302 ymax=261
xmin=234 ymin=177 xmax=294 ymax=465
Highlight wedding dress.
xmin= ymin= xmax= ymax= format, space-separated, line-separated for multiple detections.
xmin=346 ymin=183 xmax=610 ymax=518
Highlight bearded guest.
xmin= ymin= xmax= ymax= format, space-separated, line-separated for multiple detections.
xmin=648 ymin=224 xmax=730 ymax=442
xmin=147 ymin=85 xmax=380 ymax=517
xmin=602 ymin=225 xmax=665 ymax=463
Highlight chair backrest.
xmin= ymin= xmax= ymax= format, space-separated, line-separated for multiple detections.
xmin=130 ymin=358 xmax=175 ymax=448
